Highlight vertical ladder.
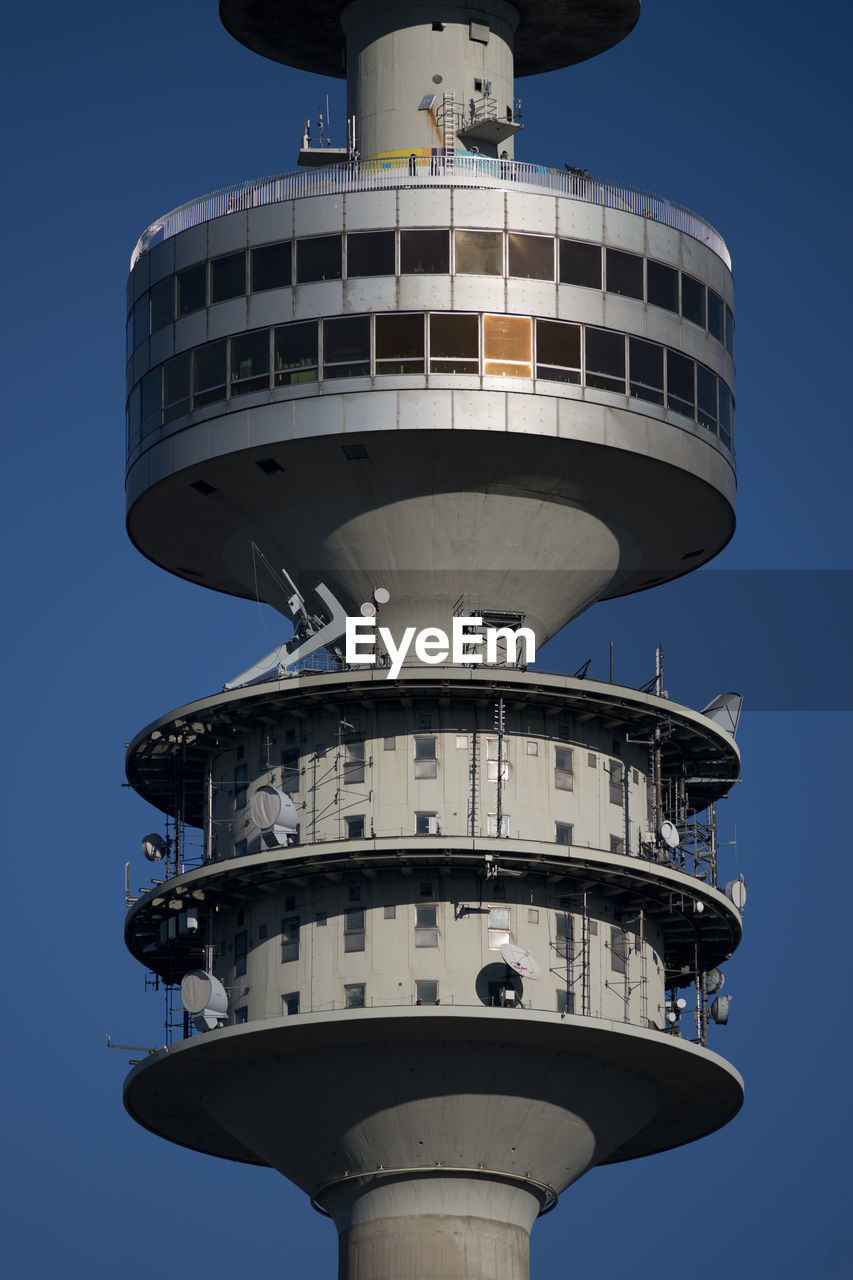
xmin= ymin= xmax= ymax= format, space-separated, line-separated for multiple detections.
xmin=438 ymin=91 xmax=457 ymax=168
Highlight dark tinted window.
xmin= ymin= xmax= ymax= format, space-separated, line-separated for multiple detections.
xmin=192 ymin=340 xmax=227 ymax=407
xmin=707 ymin=289 xmax=724 ymax=343
xmin=559 ymin=239 xmax=601 ymax=288
xmin=140 ymin=367 xmax=161 ymax=436
xmin=210 ymin=251 xmax=246 ymax=303
xmin=127 ymin=385 xmax=141 ymax=453
xmin=681 ymin=274 xmax=706 ymax=327
xmin=177 ymin=263 xmax=207 ymax=316
xmin=163 ymin=351 xmax=191 ymax=423
xmin=347 ymin=230 xmax=395 ymax=277
xmin=429 ymin=313 xmax=479 ymax=372
xmin=323 ymin=315 xmax=370 ymax=378
xmin=274 ymin=321 xmax=318 ymax=385
xmin=725 ymin=306 xmax=735 ymax=357
xmin=535 ymin=319 xmax=580 ymax=382
xmin=297 ymin=235 xmax=342 ymax=282
xmin=697 ymin=363 xmax=718 ymax=432
xmin=629 ymin=338 xmax=664 ymax=405
xmin=133 ymin=294 xmax=149 ymax=348
xmin=667 ymin=350 xmax=695 ymax=417
xmin=508 ymin=233 xmax=554 ymax=280
xmin=231 ymin=330 xmax=270 ymax=396
xmin=454 ymin=230 xmax=502 ymax=275
xmin=586 ymin=328 xmax=625 ymax=392
xmin=400 ymin=229 xmax=449 ymax=274
xmin=606 ymin=248 xmax=643 ymax=299
xmin=376 ymin=313 xmax=424 ymax=374
xmin=718 ymin=382 xmax=733 ymax=450
xmin=647 ymin=260 xmax=678 ymax=312
xmin=150 ymin=276 xmax=174 ymax=332
xmin=252 ymin=242 xmax=291 ymax=292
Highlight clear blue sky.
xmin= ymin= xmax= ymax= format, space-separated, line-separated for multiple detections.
xmin=2 ymin=2 xmax=851 ymax=1276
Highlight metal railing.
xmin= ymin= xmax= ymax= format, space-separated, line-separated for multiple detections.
xmin=130 ymin=154 xmax=730 ymax=270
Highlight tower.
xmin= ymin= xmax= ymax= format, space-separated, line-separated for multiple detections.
xmin=122 ymin=4 xmax=744 ymax=1277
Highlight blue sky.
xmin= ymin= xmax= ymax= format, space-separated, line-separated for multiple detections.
xmin=2 ymin=2 xmax=851 ymax=1275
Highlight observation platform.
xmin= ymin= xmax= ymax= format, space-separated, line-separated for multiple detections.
xmin=130 ymin=156 xmax=731 ymax=270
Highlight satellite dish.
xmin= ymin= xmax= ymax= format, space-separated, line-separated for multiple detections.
xmin=142 ymin=833 xmax=167 ymax=861
xmin=373 ymin=587 xmax=391 ymax=605
xmin=359 ymin=601 xmax=377 ymax=617
xmin=181 ymin=970 xmax=229 ymax=1032
xmin=710 ymin=994 xmax=732 ymax=1025
xmin=700 ymin=692 xmax=743 ymax=737
xmin=725 ymin=875 xmax=747 ymax=911
xmin=659 ymin=821 xmax=680 ymax=849
xmin=500 ymin=942 xmax=542 ymax=981
xmin=250 ymin=785 xmax=298 ymax=835
xmin=703 ymin=968 xmax=725 ymax=995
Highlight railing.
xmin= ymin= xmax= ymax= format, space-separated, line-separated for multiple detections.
xmin=130 ymin=154 xmax=731 ymax=270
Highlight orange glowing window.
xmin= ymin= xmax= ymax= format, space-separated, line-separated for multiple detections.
xmin=483 ymin=314 xmax=532 ymax=378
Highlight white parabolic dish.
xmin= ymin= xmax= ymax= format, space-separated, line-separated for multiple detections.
xmin=500 ymin=942 xmax=542 ymax=981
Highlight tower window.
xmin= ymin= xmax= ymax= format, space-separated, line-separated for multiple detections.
xmin=163 ymin=351 xmax=191 ymax=424
xmin=343 ymin=740 xmax=365 ymax=784
xmin=281 ymin=747 xmax=300 ymax=793
xmin=281 ymin=916 xmax=300 ymax=963
xmin=282 ymin=992 xmax=300 ymax=1016
xmin=345 ymin=983 xmax=365 ymax=1008
xmin=400 ymin=229 xmax=449 ymax=274
xmin=585 ymin=328 xmax=626 ymax=393
xmin=454 ymin=229 xmax=502 ymax=276
xmin=429 ymin=312 xmax=479 ymax=373
xmin=416 ymin=812 xmax=438 ymax=835
xmin=251 ymin=240 xmax=292 ymax=292
xmin=210 ymin=250 xmax=246 ymax=303
xmin=681 ymin=273 xmax=706 ymax=328
xmin=150 ymin=275 xmax=175 ymax=332
xmin=508 ymin=233 xmax=554 ymax=281
xmin=535 ymin=319 xmax=580 ymax=383
xmin=707 ymin=289 xmax=725 ymax=343
xmin=697 ymin=363 xmax=719 ymax=433
xmin=554 ymin=747 xmax=573 ymax=791
xmin=415 ymin=904 xmax=438 ymax=947
xmin=605 ymin=248 xmax=643 ymax=300
xmin=323 ymin=315 xmax=370 ymax=379
xmin=609 ymin=761 xmax=625 ymax=805
xmin=486 ymin=737 xmax=509 ymax=781
xmin=559 ymin=239 xmax=601 ymax=289
xmin=230 ymin=328 xmax=269 ymax=397
xmin=416 ymin=980 xmax=438 ymax=1004
xmin=344 ymin=908 xmax=365 ymax=952
xmin=557 ymin=990 xmax=575 ymax=1014
xmin=376 ymin=312 xmax=425 ymax=374
xmin=234 ymin=763 xmax=248 ymax=808
xmin=346 ymin=815 xmax=365 ymax=839
xmin=610 ymin=926 xmax=627 ymax=975
xmin=414 ymin=737 xmax=437 ymax=778
xmin=192 ymin=339 xmax=227 ymax=408
xmin=347 ymin=230 xmax=395 ymax=277
xmin=234 ymin=930 xmax=248 ymax=978
xmin=177 ymin=262 xmax=206 ymax=316
xmin=556 ymin=912 xmax=572 ymax=959
xmin=647 ymin=259 xmax=678 ymax=313
xmin=484 ymin=314 xmax=532 ymax=378
xmin=487 ymin=813 xmax=510 ymax=836
xmin=629 ymin=337 xmax=664 ymax=406
xmin=488 ymin=907 xmax=510 ymax=949
xmin=274 ymin=320 xmax=318 ymax=385
xmin=667 ymin=349 xmax=695 ymax=418
xmin=296 ymin=234 xmax=342 ymax=283
xmin=556 ymin=822 xmax=573 ymax=846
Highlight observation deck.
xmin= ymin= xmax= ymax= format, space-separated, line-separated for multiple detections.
xmin=131 ymin=156 xmax=731 ymax=270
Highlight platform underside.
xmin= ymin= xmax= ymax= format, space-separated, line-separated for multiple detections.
xmin=124 ymin=1007 xmax=743 ymax=1187
xmin=218 ymin=1 xmax=642 ymax=79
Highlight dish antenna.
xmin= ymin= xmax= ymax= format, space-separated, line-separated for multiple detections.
xmin=710 ymin=995 xmax=732 ymax=1024
xmin=700 ymin=692 xmax=743 ymax=737
xmin=142 ymin=833 xmax=168 ymax=862
xmin=251 ymin=786 xmax=299 ymax=846
xmin=702 ymin=968 xmax=725 ymax=995
xmin=658 ymin=821 xmax=680 ymax=849
xmin=725 ymin=875 xmax=747 ymax=912
xmin=181 ymin=970 xmax=229 ymax=1032
xmin=500 ymin=942 xmax=542 ymax=981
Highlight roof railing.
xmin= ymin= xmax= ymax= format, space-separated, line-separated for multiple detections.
xmin=129 ymin=154 xmax=730 ymax=270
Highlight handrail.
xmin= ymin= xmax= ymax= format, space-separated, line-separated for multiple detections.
xmin=129 ymin=155 xmax=731 ymax=271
